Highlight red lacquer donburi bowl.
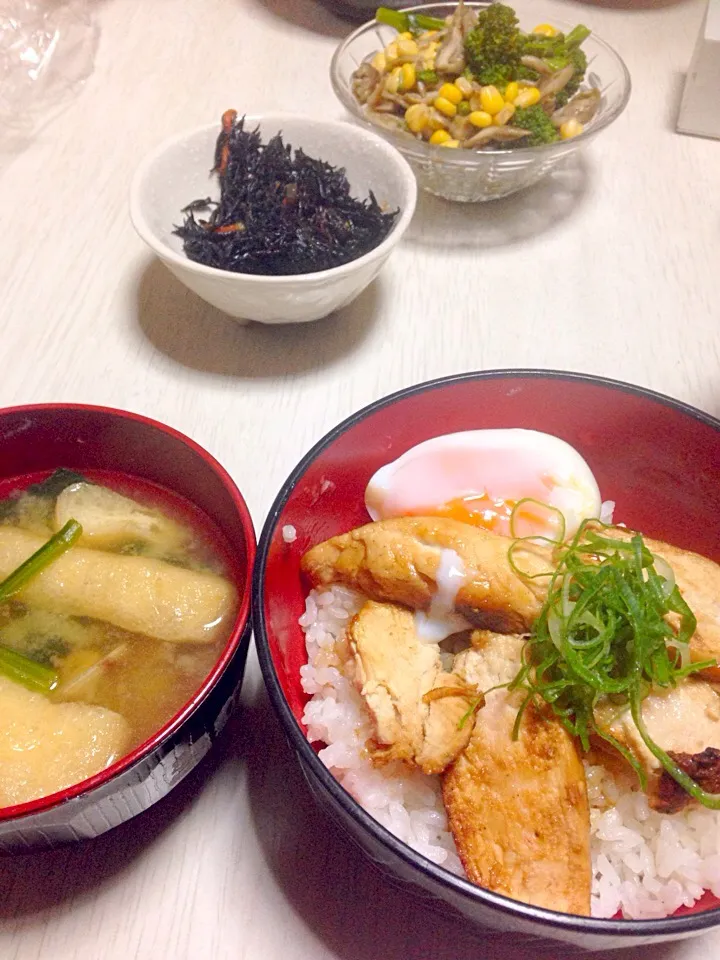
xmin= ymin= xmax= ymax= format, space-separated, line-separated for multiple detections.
xmin=253 ymin=370 xmax=720 ymax=950
xmin=0 ymin=404 xmax=255 ymax=851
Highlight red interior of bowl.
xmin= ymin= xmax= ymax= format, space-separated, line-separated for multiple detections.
xmin=260 ymin=373 xmax=720 ymax=917
xmin=0 ymin=404 xmax=255 ymax=822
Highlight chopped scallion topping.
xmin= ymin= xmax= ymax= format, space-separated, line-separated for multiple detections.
xmin=507 ymin=506 xmax=720 ymax=810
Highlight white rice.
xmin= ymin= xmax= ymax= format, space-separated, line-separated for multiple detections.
xmin=300 ymin=585 xmax=720 ymax=920
xmin=600 ymin=500 xmax=616 ymax=525
xmin=282 ymin=524 xmax=297 ymax=543
xmin=587 ymin=764 xmax=720 ymax=918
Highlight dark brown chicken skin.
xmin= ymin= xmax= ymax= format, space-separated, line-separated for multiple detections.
xmin=594 ymin=677 xmax=720 ymax=813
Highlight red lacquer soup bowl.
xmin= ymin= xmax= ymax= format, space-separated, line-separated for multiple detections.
xmin=253 ymin=370 xmax=720 ymax=950
xmin=0 ymin=404 xmax=255 ymax=851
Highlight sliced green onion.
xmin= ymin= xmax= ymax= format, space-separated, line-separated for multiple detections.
xmin=0 ymin=520 xmax=81 ymax=694
xmin=0 ymin=519 xmax=82 ymax=603
xmin=631 ymin=689 xmax=720 ymax=809
xmin=508 ymin=518 xmax=720 ymax=809
xmin=0 ymin=644 xmax=58 ymax=695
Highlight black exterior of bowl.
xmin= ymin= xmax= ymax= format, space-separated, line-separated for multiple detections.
xmin=253 ymin=369 xmax=720 ymax=951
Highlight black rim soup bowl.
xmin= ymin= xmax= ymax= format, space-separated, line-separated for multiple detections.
xmin=253 ymin=370 xmax=720 ymax=950
xmin=0 ymin=404 xmax=255 ymax=851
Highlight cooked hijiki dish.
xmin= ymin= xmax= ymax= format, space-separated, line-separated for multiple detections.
xmin=175 ymin=112 xmax=398 ymax=276
xmin=351 ymin=3 xmax=601 ymax=149
xmin=0 ymin=470 xmax=237 ymax=809
xmin=298 ymin=429 xmax=720 ymax=919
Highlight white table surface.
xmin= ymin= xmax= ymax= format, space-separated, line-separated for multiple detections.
xmin=1 ymin=0 xmax=719 ymax=956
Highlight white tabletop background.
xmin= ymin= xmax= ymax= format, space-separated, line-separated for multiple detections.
xmin=1 ymin=0 xmax=719 ymax=956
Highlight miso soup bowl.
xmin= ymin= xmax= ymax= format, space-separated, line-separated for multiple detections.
xmin=0 ymin=404 xmax=255 ymax=852
xmin=130 ymin=113 xmax=417 ymax=324
xmin=253 ymin=370 xmax=720 ymax=950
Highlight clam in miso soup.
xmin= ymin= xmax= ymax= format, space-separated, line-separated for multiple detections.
xmin=0 ymin=470 xmax=238 ymax=809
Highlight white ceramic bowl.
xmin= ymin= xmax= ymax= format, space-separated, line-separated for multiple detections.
xmin=129 ymin=114 xmax=417 ymax=324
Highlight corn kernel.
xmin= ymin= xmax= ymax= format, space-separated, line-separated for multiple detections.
xmin=532 ymin=23 xmax=557 ymax=37
xmin=479 ymin=85 xmax=504 ymax=115
xmin=439 ymin=138 xmax=460 ymax=148
xmin=469 ymin=110 xmax=493 ymax=128
xmin=493 ymin=103 xmax=516 ymax=126
xmin=560 ymin=119 xmax=584 ymax=139
xmin=384 ymin=41 xmax=399 ymax=62
xmin=405 ymin=103 xmax=428 ymax=133
xmin=397 ymin=37 xmax=418 ymax=56
xmin=398 ymin=31 xmax=413 ymax=40
xmin=371 ymin=51 xmax=387 ymax=72
xmin=434 ymin=96 xmax=457 ymax=118
xmin=503 ymin=81 xmax=519 ymax=103
xmin=385 ymin=66 xmax=402 ymax=94
xmin=514 ymin=86 xmax=541 ymax=108
xmin=454 ymin=76 xmax=474 ymax=97
xmin=438 ymin=82 xmax=463 ymax=105
xmin=400 ymin=62 xmax=416 ymax=91
xmin=429 ymin=129 xmax=452 ymax=144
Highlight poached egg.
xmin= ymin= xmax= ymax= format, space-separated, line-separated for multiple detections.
xmin=365 ymin=428 xmax=602 ymax=542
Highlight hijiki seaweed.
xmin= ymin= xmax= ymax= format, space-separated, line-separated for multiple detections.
xmin=174 ymin=110 xmax=399 ymax=276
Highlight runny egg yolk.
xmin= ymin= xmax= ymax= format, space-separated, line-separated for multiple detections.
xmin=408 ymin=493 xmax=560 ymax=538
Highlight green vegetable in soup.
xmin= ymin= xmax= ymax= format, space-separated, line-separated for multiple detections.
xmin=26 ymin=469 xmax=87 ymax=501
xmin=0 ymin=520 xmax=82 ymax=604
xmin=0 ymin=644 xmax=58 ymax=695
xmin=0 ymin=521 xmax=81 ymax=692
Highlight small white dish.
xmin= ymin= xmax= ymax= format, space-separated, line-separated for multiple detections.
xmin=129 ymin=114 xmax=417 ymax=324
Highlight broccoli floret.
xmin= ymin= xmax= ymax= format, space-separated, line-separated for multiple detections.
xmin=513 ymin=105 xmax=560 ymax=146
xmin=464 ymin=3 xmax=521 ymax=84
xmin=417 ymin=69 xmax=438 ymax=85
xmin=519 ymin=32 xmax=566 ymax=60
xmin=521 ymin=26 xmax=590 ymax=97
xmin=546 ymin=46 xmax=588 ymax=101
xmin=545 ymin=46 xmax=587 ymax=76
xmin=473 ymin=62 xmax=516 ymax=87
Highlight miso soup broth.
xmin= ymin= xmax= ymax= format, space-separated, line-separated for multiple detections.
xmin=0 ymin=469 xmax=239 ymax=808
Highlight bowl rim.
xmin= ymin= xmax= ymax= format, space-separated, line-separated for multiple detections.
xmin=0 ymin=402 xmax=256 ymax=824
xmin=330 ymin=3 xmax=632 ymax=161
xmin=129 ymin=113 xmax=418 ymax=284
xmin=253 ymin=368 xmax=720 ymax=938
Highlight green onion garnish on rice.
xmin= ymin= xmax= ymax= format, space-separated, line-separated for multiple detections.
xmin=506 ymin=506 xmax=720 ymax=810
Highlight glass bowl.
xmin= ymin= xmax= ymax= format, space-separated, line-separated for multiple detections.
xmin=330 ymin=3 xmax=631 ymax=202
